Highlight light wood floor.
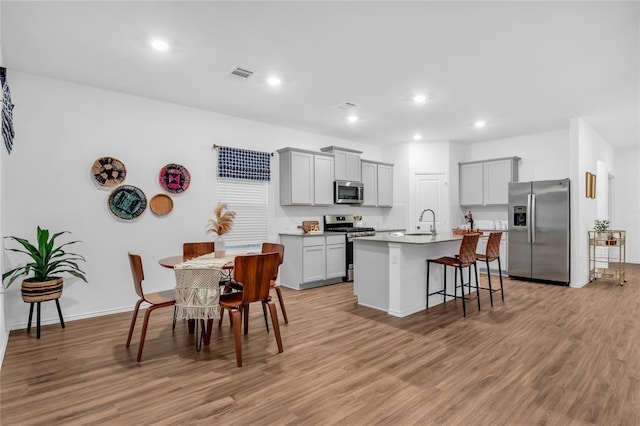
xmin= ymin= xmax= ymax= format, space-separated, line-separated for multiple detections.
xmin=2 ymin=266 xmax=640 ymax=425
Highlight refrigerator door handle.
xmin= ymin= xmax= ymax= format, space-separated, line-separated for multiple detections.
xmin=531 ymin=194 xmax=536 ymax=243
xmin=527 ymin=194 xmax=532 ymax=243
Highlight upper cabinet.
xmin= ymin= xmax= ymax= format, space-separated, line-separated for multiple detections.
xmin=320 ymin=146 xmax=363 ymax=182
xmin=459 ymin=157 xmax=520 ymax=206
xmin=278 ymin=148 xmax=334 ymax=206
xmin=361 ymin=160 xmax=394 ymax=207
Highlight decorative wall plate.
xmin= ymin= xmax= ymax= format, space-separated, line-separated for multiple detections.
xmin=108 ymin=185 xmax=147 ymax=220
xmin=149 ymin=193 xmax=174 ymax=216
xmin=159 ymin=163 xmax=191 ymax=193
xmin=91 ymin=157 xmax=127 ymax=188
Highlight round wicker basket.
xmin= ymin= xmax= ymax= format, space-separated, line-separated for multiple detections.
xmin=21 ymin=277 xmax=63 ymax=303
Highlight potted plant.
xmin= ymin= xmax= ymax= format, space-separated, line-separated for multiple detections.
xmin=2 ymin=227 xmax=87 ymax=302
xmin=206 ymin=203 xmax=235 ymax=258
xmin=593 ymin=219 xmax=616 ymax=245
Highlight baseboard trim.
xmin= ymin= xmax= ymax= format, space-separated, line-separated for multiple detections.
xmin=9 ymin=305 xmax=136 ymax=331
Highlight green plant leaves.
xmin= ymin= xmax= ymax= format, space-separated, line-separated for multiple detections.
xmin=2 ymin=227 xmax=87 ymax=288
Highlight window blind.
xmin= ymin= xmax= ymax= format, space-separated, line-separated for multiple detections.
xmin=218 ymin=179 xmax=268 ymax=248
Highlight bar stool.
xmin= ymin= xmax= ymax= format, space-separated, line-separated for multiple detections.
xmin=426 ymin=233 xmax=481 ymax=317
xmin=477 ymin=231 xmax=504 ymax=306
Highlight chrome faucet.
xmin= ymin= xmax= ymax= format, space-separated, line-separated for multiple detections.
xmin=418 ymin=208 xmax=437 ymax=235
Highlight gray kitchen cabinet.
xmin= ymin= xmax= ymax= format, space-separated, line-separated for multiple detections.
xmin=361 ymin=160 xmax=394 ymax=207
xmin=278 ymin=147 xmax=334 ymax=206
xmin=325 ymin=235 xmax=346 ymax=279
xmin=459 ymin=157 xmax=520 ymax=206
xmin=279 ymin=234 xmax=346 ymax=289
xmin=320 ymin=146 xmax=362 ymax=182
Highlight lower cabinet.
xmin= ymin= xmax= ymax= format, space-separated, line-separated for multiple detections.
xmin=279 ymin=234 xmax=346 ymax=289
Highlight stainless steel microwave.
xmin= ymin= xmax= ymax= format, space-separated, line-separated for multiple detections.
xmin=334 ymin=180 xmax=364 ymax=204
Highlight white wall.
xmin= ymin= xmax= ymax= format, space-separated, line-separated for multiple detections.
xmin=0 ymin=0 xmax=8 ymax=366
xmin=1 ymin=71 xmax=386 ymax=330
xmin=570 ymin=118 xmax=617 ymax=287
xmin=614 ymin=147 xmax=640 ymax=263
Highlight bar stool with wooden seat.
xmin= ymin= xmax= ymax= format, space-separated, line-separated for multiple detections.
xmin=426 ymin=233 xmax=481 ymax=317
xmin=476 ymin=231 xmax=504 ymax=306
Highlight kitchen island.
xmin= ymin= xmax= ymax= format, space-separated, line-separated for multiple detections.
xmin=353 ymin=232 xmax=486 ymax=317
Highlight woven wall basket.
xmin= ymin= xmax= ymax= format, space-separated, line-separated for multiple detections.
xmin=21 ymin=277 xmax=63 ymax=303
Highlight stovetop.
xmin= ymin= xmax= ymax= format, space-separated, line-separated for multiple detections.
xmin=325 ymin=226 xmax=375 ymax=233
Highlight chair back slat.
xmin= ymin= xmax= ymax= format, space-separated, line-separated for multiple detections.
xmin=457 ymin=233 xmax=480 ymax=266
xmin=183 ymin=242 xmax=215 ymax=260
xmin=485 ymin=232 xmax=503 ymax=259
xmin=128 ymin=253 xmax=145 ymax=299
xmin=261 ymin=242 xmax=285 ymax=280
xmin=233 ymin=252 xmax=280 ymax=304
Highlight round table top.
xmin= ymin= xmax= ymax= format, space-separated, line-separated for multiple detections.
xmin=158 ymin=255 xmax=235 ymax=269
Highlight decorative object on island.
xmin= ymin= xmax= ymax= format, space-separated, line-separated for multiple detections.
xmin=2 ymin=227 xmax=88 ymax=338
xmin=585 ymin=172 xmax=596 ymax=198
xmin=149 ymin=193 xmax=174 ymax=216
xmin=206 ymin=203 xmax=236 ymax=258
xmin=108 ymin=185 xmax=147 ymax=220
xmin=91 ymin=156 xmax=127 ymax=188
xmin=159 ymin=163 xmax=191 ymax=194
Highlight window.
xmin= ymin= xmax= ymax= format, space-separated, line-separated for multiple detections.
xmin=217 ymin=179 xmax=268 ymax=249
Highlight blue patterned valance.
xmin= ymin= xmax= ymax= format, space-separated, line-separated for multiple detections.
xmin=217 ymin=146 xmax=271 ymax=181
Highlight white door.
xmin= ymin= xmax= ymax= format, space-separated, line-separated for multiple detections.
xmin=413 ymin=173 xmax=448 ymax=233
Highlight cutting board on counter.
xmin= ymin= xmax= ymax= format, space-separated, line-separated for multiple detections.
xmin=299 ymin=221 xmax=321 ymax=234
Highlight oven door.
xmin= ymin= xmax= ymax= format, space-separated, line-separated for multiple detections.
xmin=345 ymin=236 xmax=354 ymax=282
xmin=335 ymin=181 xmax=364 ymax=204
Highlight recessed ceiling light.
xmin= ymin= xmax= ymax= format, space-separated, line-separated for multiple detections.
xmin=413 ymin=94 xmax=427 ymax=104
xmin=413 ymin=133 xmax=423 ymax=141
xmin=347 ymin=115 xmax=359 ymax=123
xmin=267 ymin=76 xmax=282 ymax=86
xmin=151 ymin=39 xmax=170 ymax=52
xmin=474 ymin=121 xmax=486 ymax=128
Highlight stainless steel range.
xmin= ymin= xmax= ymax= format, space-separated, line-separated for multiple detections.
xmin=324 ymin=214 xmax=375 ymax=282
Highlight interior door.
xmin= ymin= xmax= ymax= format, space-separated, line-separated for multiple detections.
xmin=413 ymin=173 xmax=447 ymax=233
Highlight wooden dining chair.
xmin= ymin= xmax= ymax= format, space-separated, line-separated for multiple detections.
xmin=126 ymin=253 xmax=176 ymax=362
xmin=219 ymin=252 xmax=283 ymax=367
xmin=183 ymin=242 xmax=215 ymax=260
xmin=262 ymin=242 xmax=288 ymax=324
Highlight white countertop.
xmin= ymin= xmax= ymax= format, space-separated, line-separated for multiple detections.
xmin=354 ymin=231 xmax=481 ymax=244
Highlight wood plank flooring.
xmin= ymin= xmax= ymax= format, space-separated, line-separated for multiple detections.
xmin=2 ymin=266 xmax=640 ymax=425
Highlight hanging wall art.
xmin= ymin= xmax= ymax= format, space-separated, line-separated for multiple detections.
xmin=108 ymin=185 xmax=147 ymax=220
xmin=91 ymin=156 xmax=127 ymax=188
xmin=159 ymin=163 xmax=191 ymax=193
xmin=1 ymin=67 xmax=15 ymax=154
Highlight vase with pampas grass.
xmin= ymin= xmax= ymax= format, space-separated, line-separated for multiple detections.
xmin=206 ymin=203 xmax=236 ymax=258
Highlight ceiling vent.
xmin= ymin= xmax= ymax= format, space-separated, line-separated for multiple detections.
xmin=336 ymin=102 xmax=358 ymax=110
xmin=229 ymin=67 xmax=254 ymax=79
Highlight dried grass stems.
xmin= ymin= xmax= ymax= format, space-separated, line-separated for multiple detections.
xmin=206 ymin=203 xmax=236 ymax=236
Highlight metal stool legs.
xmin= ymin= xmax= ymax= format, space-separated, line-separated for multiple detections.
xmin=426 ymin=260 xmax=480 ymax=317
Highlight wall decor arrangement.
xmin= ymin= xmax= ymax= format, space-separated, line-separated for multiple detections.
xmin=585 ymin=172 xmax=596 ymax=198
xmin=108 ymin=185 xmax=147 ymax=220
xmin=159 ymin=163 xmax=191 ymax=193
xmin=91 ymin=156 xmax=127 ymax=188
xmin=149 ymin=193 xmax=174 ymax=216
xmin=1 ymin=67 xmax=15 ymax=154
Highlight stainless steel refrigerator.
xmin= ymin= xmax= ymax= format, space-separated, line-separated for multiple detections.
xmin=508 ymin=179 xmax=570 ymax=285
